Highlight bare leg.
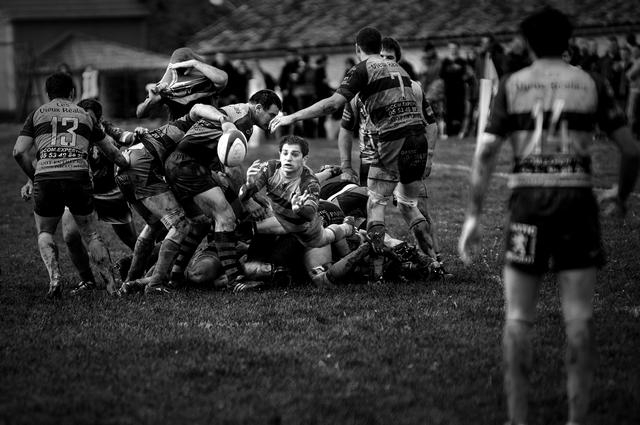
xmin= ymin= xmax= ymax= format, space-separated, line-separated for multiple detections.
xmin=61 ymin=210 xmax=95 ymax=283
xmin=72 ymin=212 xmax=119 ymax=295
xmin=503 ymin=265 xmax=541 ymax=425
xmin=34 ymin=213 xmax=63 ymax=297
xmin=559 ymin=268 xmax=596 ymax=424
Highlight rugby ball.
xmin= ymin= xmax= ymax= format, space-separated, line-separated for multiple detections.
xmin=217 ymin=129 xmax=248 ymax=167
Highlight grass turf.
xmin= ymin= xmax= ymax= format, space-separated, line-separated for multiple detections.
xmin=0 ymin=121 xmax=639 ymax=425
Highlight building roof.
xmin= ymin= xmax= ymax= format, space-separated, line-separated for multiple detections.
xmin=188 ymin=0 xmax=640 ymax=55
xmin=0 ymin=0 xmax=148 ymax=21
xmin=34 ymin=33 xmax=168 ymax=73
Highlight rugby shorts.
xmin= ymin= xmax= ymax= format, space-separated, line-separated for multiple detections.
xmin=504 ymin=187 xmax=605 ymax=274
xmin=164 ymin=151 xmax=217 ymax=201
xmin=93 ymin=188 xmax=133 ymax=224
xmin=33 ymin=174 xmax=94 ymax=217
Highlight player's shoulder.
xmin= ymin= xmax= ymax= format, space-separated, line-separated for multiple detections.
xmin=222 ymin=102 xmax=249 ymax=119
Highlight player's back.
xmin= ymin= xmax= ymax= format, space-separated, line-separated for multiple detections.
xmin=25 ymin=98 xmax=97 ymax=178
xmin=339 ymin=56 xmax=424 ymax=140
xmin=487 ymin=59 xmax=626 ymax=188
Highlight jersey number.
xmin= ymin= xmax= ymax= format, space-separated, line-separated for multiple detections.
xmin=51 ymin=117 xmax=79 ymax=147
xmin=524 ymin=99 xmax=569 ymax=156
xmin=390 ymin=72 xmax=406 ymax=98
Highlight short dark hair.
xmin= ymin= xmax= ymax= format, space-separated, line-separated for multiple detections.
xmin=356 ymin=27 xmax=382 ymax=55
xmin=279 ymin=135 xmax=309 ymax=157
xmin=45 ymin=72 xmax=74 ymax=100
xmin=77 ymin=99 xmax=103 ymax=121
xmin=249 ymin=89 xmax=282 ymax=111
xmin=381 ymin=37 xmax=402 ymax=61
xmin=520 ymin=6 xmax=572 ymax=58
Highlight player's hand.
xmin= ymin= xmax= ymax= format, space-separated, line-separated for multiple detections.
xmin=221 ymin=122 xmax=238 ymax=133
xmin=245 ymin=198 xmax=269 ymax=221
xmin=458 ymin=215 xmax=481 ymax=266
xmin=134 ymin=127 xmax=149 ymax=136
xmin=20 ymin=180 xmax=33 ymax=201
xmin=340 ymin=167 xmax=358 ymax=183
xmin=246 ymin=159 xmax=262 ymax=183
xmin=291 ymin=190 xmax=311 ymax=214
xmin=169 ymin=59 xmax=199 ymax=73
xmin=269 ymin=114 xmax=295 ymax=133
xmin=598 ymin=185 xmax=627 ymax=218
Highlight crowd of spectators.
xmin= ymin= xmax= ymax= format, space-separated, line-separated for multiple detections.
xmin=207 ymin=32 xmax=640 ymax=140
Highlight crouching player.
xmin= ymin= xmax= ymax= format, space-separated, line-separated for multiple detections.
xmin=237 ymin=136 xmax=356 ymax=290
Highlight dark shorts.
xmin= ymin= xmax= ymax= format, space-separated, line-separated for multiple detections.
xmin=93 ymin=188 xmax=132 ymax=224
xmin=33 ymin=175 xmax=94 ymax=217
xmin=505 ymin=187 xmax=605 ymax=274
xmin=372 ymin=132 xmax=428 ymax=184
xmin=165 ymin=151 xmax=217 ymax=201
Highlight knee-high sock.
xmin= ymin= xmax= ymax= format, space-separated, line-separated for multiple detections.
xmin=170 ymin=222 xmax=208 ymax=281
xmin=326 ymin=243 xmax=371 ymax=283
xmin=148 ymin=239 xmax=181 ymax=287
xmin=366 ymin=221 xmax=385 ymax=281
xmin=566 ymin=319 xmax=594 ymax=424
xmin=409 ymin=218 xmax=437 ymax=260
xmin=127 ymin=237 xmax=155 ymax=281
xmin=503 ymin=318 xmax=533 ymax=425
xmin=85 ymin=232 xmax=118 ymax=293
xmin=215 ymin=231 xmax=240 ymax=282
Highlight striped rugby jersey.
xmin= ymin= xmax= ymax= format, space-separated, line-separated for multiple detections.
xmin=176 ymin=103 xmax=254 ymax=166
xmin=341 ymin=80 xmax=437 ymax=164
xmin=337 ymin=56 xmax=425 ymax=141
xmin=486 ymin=59 xmax=626 ymax=188
xmin=21 ymin=98 xmax=105 ymax=179
xmin=249 ymin=160 xmax=321 ymax=234
xmin=138 ymin=114 xmax=195 ymax=164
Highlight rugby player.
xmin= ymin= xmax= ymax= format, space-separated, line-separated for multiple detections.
xmin=137 ymin=47 xmax=228 ymax=120
xmin=13 ymin=72 xmax=129 ymax=297
xmin=116 ymin=104 xmax=231 ymax=294
xmin=337 ymin=36 xmax=446 ymax=275
xmin=236 ymin=136 xmax=356 ymax=290
xmin=164 ymin=89 xmax=282 ymax=287
xmin=270 ymin=27 xmax=436 ymax=283
xmin=458 ymin=7 xmax=640 ymax=425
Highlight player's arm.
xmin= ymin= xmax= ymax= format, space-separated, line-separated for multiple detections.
xmin=458 ymin=132 xmax=506 ymax=264
xmin=189 ymin=104 xmax=237 ymax=132
xmin=13 ymin=135 xmax=36 ymax=180
xmin=170 ymin=60 xmax=228 ymax=91
xmin=605 ymin=126 xmax=640 ymax=214
xmin=292 ymin=180 xmax=320 ymax=221
xmin=136 ymin=84 xmax=163 ymax=118
xmin=338 ymin=99 xmax=358 ymax=181
xmin=94 ymin=134 xmax=130 ymax=170
xmin=270 ymin=92 xmax=348 ymax=132
xmin=102 ymin=121 xmax=137 ymax=147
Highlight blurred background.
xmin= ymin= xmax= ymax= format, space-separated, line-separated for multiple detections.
xmin=1 ymin=0 xmax=638 ymax=138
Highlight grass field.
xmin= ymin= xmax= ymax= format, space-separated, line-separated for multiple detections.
xmin=1 ymin=121 xmax=639 ymax=425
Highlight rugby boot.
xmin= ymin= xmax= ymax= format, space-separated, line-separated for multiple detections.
xmin=70 ymin=280 xmax=97 ymax=296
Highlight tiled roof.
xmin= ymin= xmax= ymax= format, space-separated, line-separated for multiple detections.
xmin=0 ymin=0 xmax=148 ymax=20
xmin=35 ymin=33 xmax=168 ymax=73
xmin=188 ymin=0 xmax=640 ymax=55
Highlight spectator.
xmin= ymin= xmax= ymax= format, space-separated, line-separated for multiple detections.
xmin=419 ymin=42 xmax=445 ymax=138
xmin=211 ymin=52 xmax=240 ymax=105
xmin=278 ymin=49 xmax=302 ymax=135
xmin=314 ymin=55 xmax=332 ymax=137
xmin=440 ymin=41 xmax=468 ymax=137
xmin=627 ymin=44 xmax=640 ymax=137
xmin=579 ymin=38 xmax=600 ymax=72
xmin=474 ymin=35 xmax=504 ymax=80
xmin=501 ymin=35 xmax=532 ymax=75
xmin=599 ymin=36 xmax=622 ymax=99
xmin=618 ymin=45 xmax=633 ymax=110
xmin=293 ymin=54 xmax=318 ymax=137
xmin=234 ymin=60 xmax=251 ymax=102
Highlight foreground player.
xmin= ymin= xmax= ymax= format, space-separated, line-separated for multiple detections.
xmin=13 ymin=72 xmax=129 ymax=297
xmin=270 ymin=27 xmax=433 ymax=283
xmin=458 ymin=8 xmax=640 ymax=425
